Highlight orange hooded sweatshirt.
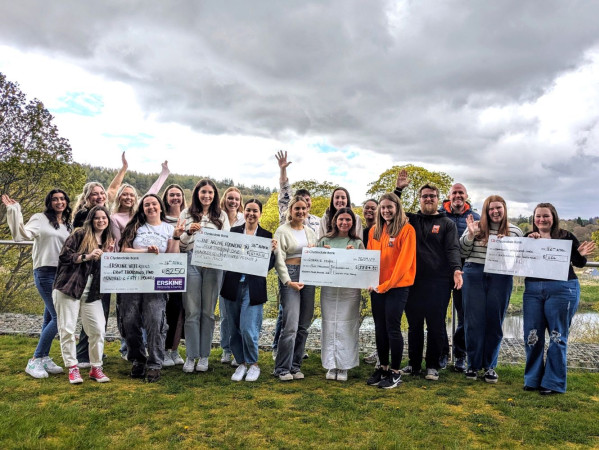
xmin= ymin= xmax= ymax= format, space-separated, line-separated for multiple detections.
xmin=367 ymin=223 xmax=416 ymax=293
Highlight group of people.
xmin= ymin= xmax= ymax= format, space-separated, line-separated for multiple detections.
xmin=3 ymin=151 xmax=595 ymax=394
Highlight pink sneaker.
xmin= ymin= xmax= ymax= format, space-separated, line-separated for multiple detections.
xmin=68 ymin=366 xmax=83 ymax=384
xmin=89 ymin=366 xmax=110 ymax=383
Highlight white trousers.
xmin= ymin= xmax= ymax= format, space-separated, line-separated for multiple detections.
xmin=53 ymin=278 xmax=106 ymax=368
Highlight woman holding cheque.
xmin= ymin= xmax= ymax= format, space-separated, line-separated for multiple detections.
xmin=523 ymin=203 xmax=595 ymax=395
xmin=274 ymin=196 xmax=317 ymax=381
xmin=318 ymin=207 xmax=364 ymax=382
xmin=52 ymin=206 xmax=114 ymax=384
xmin=220 ymin=199 xmax=277 ymax=382
xmin=366 ymin=193 xmax=416 ymax=389
xmin=459 ymin=195 xmax=523 ymax=384
xmin=179 ymin=180 xmax=230 ymax=373
xmin=119 ymin=194 xmax=184 ymax=382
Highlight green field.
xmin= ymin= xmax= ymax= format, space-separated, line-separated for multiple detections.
xmin=1 ymin=336 xmax=598 ymax=449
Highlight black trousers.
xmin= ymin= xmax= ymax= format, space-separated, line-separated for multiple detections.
xmin=371 ymin=287 xmax=409 ymax=371
xmin=405 ymin=277 xmax=452 ymax=370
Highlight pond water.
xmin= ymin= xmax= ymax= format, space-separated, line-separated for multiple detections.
xmin=499 ymin=312 xmax=599 ymax=341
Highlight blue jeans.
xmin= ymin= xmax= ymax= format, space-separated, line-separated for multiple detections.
xmin=272 ymin=304 xmax=283 ymax=350
xmin=33 ymin=266 xmax=58 ymax=358
xmin=219 ymin=296 xmax=232 ymax=352
xmin=462 ymin=262 xmax=512 ymax=371
xmin=523 ymin=279 xmax=579 ymax=393
xmin=223 ymin=281 xmax=263 ymax=365
xmin=274 ymin=265 xmax=315 ymax=375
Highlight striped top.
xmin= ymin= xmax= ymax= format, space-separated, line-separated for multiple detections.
xmin=459 ymin=223 xmax=523 ymax=264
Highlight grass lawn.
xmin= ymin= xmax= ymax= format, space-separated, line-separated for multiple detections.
xmin=1 ymin=336 xmax=598 ymax=448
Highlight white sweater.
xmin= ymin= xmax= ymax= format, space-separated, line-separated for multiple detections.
xmin=273 ymin=223 xmax=318 ymax=285
xmin=459 ymin=222 xmax=523 ymax=265
xmin=6 ymin=203 xmax=70 ymax=269
xmin=178 ymin=208 xmax=230 ymax=252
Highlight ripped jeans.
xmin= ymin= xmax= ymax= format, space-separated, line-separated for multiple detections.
xmin=523 ymin=279 xmax=580 ymax=393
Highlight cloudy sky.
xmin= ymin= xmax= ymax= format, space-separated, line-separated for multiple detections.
xmin=1 ymin=1 xmax=598 ymax=218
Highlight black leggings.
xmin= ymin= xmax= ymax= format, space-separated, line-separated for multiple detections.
xmin=371 ymin=287 xmax=409 ymax=371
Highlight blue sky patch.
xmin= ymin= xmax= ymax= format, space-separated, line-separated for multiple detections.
xmin=52 ymin=92 xmax=104 ymax=116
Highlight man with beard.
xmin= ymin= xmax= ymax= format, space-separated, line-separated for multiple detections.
xmin=394 ymin=170 xmax=462 ymax=381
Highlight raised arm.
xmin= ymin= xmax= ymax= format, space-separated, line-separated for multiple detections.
xmin=146 ymin=160 xmax=170 ymax=195
xmin=2 ymin=195 xmax=39 ymax=241
xmin=276 ymin=150 xmax=293 ymax=225
xmin=106 ymin=152 xmax=128 ymax=203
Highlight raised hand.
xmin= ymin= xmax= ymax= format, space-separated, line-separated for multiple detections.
xmin=121 ymin=151 xmax=128 ymax=170
xmin=578 ymin=241 xmax=596 ymax=257
xmin=396 ymin=169 xmax=410 ymax=189
xmin=465 ymin=214 xmax=479 ymax=239
xmin=1 ymin=194 xmax=16 ymax=206
xmin=275 ymin=150 xmax=292 ymax=169
xmin=161 ymin=160 xmax=169 ymax=171
xmin=173 ymin=218 xmax=185 ymax=238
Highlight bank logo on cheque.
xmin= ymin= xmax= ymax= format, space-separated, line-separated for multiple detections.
xmin=155 ymin=277 xmax=185 ymax=291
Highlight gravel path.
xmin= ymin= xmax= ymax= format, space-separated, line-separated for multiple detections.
xmin=2 ymin=313 xmax=598 ymax=371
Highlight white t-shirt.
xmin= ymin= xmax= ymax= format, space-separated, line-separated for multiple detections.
xmin=132 ymin=222 xmax=174 ymax=254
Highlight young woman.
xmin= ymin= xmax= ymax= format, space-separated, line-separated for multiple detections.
xmin=218 ymin=187 xmax=245 ymax=364
xmin=179 ymin=180 xmax=230 ymax=373
xmin=220 ymin=199 xmax=277 ymax=382
xmin=52 ymin=206 xmax=114 ymax=384
xmin=110 ymin=161 xmax=170 ymax=361
xmin=273 ymin=196 xmax=317 ymax=381
xmin=459 ymin=195 xmax=523 ymax=383
xmin=318 ymin=187 xmax=363 ymax=239
xmin=119 ymin=194 xmax=184 ymax=382
xmin=362 ymin=199 xmax=378 ymax=251
xmin=72 ymin=152 xmax=128 ymax=228
xmin=3 ymin=190 xmax=72 ymax=378
xmin=318 ymin=207 xmax=364 ymax=381
xmin=161 ymin=184 xmax=187 ymax=366
xmin=71 ymin=153 xmax=127 ymax=367
xmin=523 ymin=203 xmax=595 ymax=395
xmin=365 ymin=193 xmax=416 ymax=389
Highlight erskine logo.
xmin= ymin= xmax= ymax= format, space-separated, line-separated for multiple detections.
xmin=155 ymin=277 xmax=185 ymax=291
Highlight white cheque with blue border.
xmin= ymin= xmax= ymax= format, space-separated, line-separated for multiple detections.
xmin=101 ymin=253 xmax=188 ymax=293
xmin=484 ymin=236 xmax=572 ymax=281
xmin=191 ymin=228 xmax=272 ymax=277
xmin=299 ymin=247 xmax=380 ymax=289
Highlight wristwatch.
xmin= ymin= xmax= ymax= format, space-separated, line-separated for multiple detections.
xmin=81 ymin=254 xmax=87 ymax=262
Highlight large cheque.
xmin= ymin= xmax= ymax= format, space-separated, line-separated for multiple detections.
xmin=299 ymin=247 xmax=380 ymax=289
xmin=101 ymin=253 xmax=187 ymax=293
xmin=191 ymin=229 xmax=272 ymax=277
xmin=484 ymin=236 xmax=572 ymax=281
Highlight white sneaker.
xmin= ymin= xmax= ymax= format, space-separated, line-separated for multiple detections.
xmin=170 ymin=350 xmax=184 ymax=365
xmin=25 ymin=358 xmax=48 ymax=379
xmin=292 ymin=371 xmax=304 ymax=380
xmin=245 ymin=365 xmax=260 ymax=382
xmin=182 ymin=358 xmax=195 ymax=373
xmin=326 ymin=369 xmax=337 ymax=380
xmin=337 ymin=369 xmax=348 ymax=381
xmin=77 ymin=362 xmax=91 ymax=369
xmin=196 ymin=357 xmax=209 ymax=372
xmin=162 ymin=352 xmax=175 ymax=367
xmin=272 ymin=348 xmax=277 ymax=360
xmin=41 ymin=356 xmax=64 ymax=374
xmin=231 ymin=357 xmax=239 ymax=368
xmin=221 ymin=351 xmax=233 ymax=364
xmin=231 ymin=364 xmax=248 ymax=381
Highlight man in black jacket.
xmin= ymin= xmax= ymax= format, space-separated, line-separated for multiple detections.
xmin=394 ymin=172 xmax=462 ymax=381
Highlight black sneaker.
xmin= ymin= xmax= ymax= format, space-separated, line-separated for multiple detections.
xmin=399 ymin=365 xmax=422 ymax=376
xmin=366 ymin=368 xmax=389 ymax=386
xmin=465 ymin=368 xmax=478 ymax=380
xmin=439 ymin=354 xmax=448 ymax=370
xmin=130 ymin=363 xmax=146 ymax=379
xmin=453 ymin=357 xmax=466 ymax=373
xmin=483 ymin=369 xmax=498 ymax=384
xmin=378 ymin=370 xmax=402 ymax=389
xmin=146 ymin=368 xmax=161 ymax=383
